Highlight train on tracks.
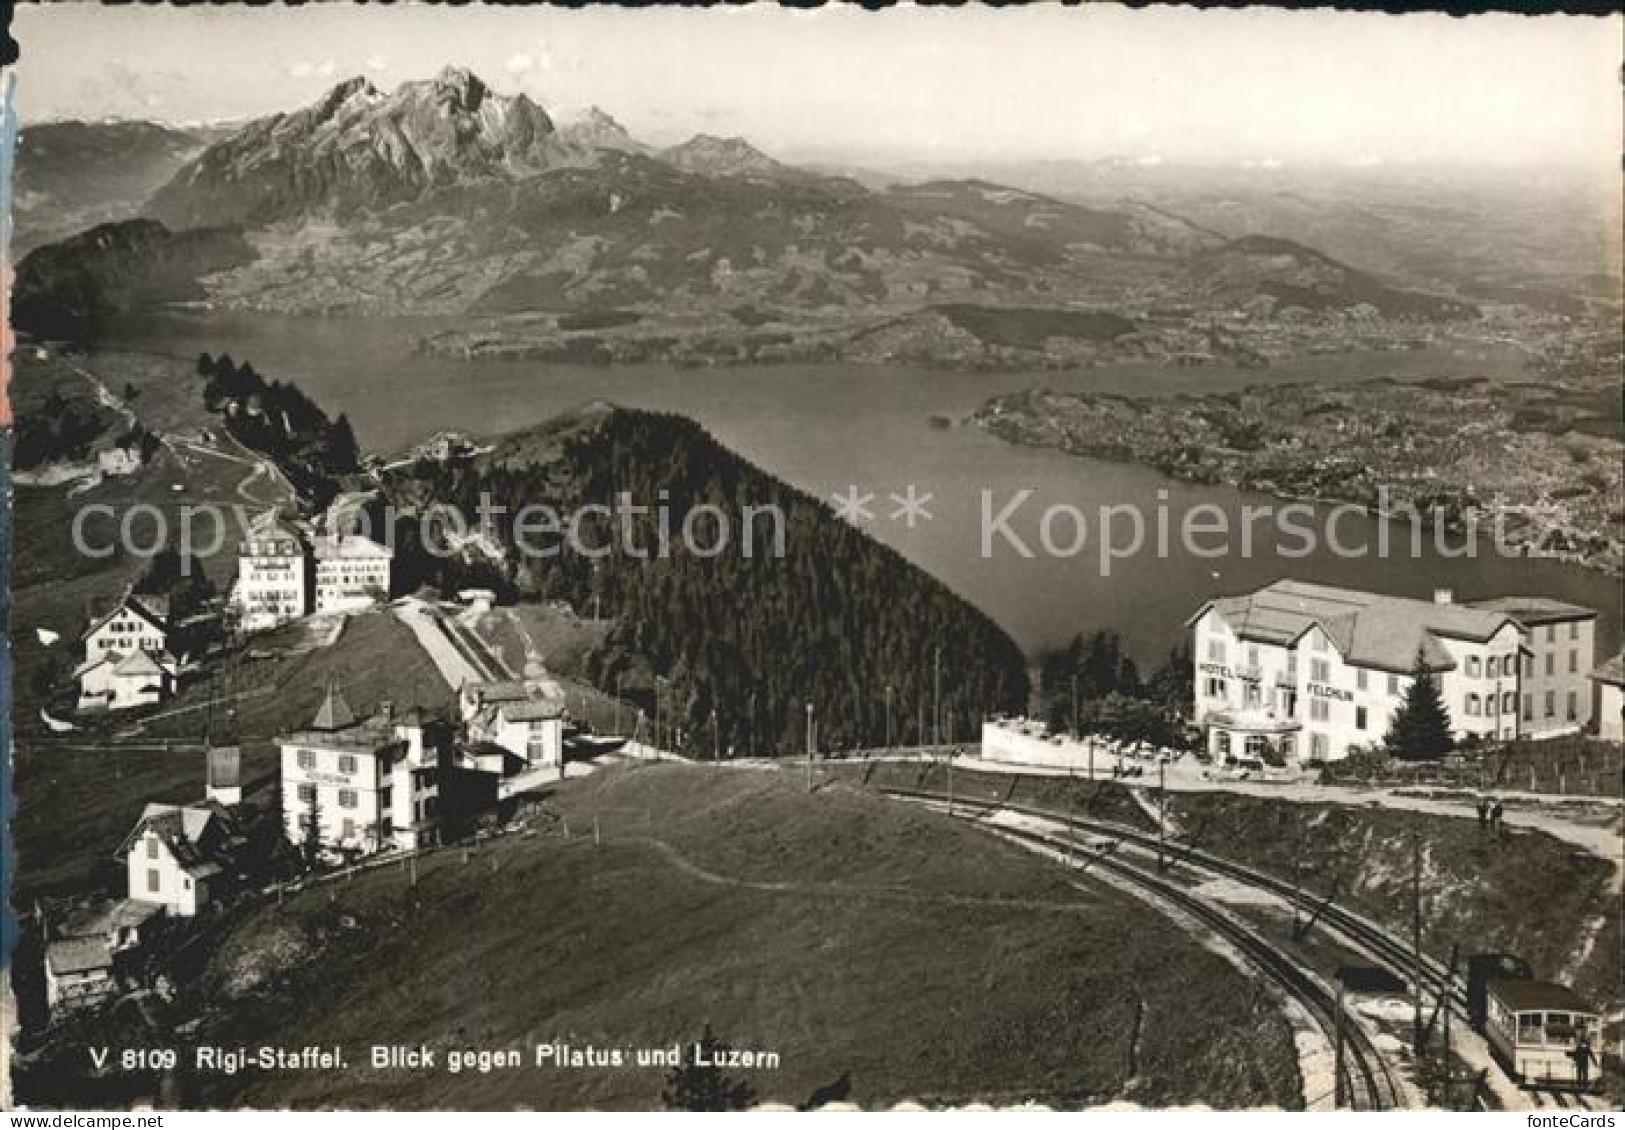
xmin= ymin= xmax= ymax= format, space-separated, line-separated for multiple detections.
xmin=1470 ymin=954 xmax=1606 ymax=1091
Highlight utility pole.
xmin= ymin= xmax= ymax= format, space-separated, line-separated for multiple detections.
xmin=885 ymin=684 xmax=894 ymax=751
xmin=748 ymin=692 xmax=756 ymax=756
xmin=1071 ymin=673 xmax=1079 ymax=739
xmin=711 ymin=708 xmax=718 ymax=762
xmin=654 ymin=677 xmax=662 ymax=751
xmin=805 ymin=701 xmax=815 ymax=792
xmin=933 ymin=645 xmax=942 ymax=752
xmin=1412 ymin=828 xmax=1425 ymax=1057
xmin=1157 ymin=756 xmax=1167 ymax=872
xmin=615 ymin=674 xmax=623 ymax=736
xmin=1334 ymin=977 xmax=1347 ymax=1108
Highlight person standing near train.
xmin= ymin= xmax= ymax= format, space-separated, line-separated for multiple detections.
xmin=1571 ymin=1032 xmax=1596 ymax=1089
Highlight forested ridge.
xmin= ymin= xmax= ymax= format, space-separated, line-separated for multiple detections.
xmin=388 ymin=407 xmax=1031 ymax=755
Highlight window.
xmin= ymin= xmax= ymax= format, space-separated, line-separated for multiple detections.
xmin=1310 ymin=699 xmax=1330 ymax=722
xmin=1311 ymin=659 xmax=1331 ymax=683
xmin=1244 ymin=684 xmax=1261 ymax=708
xmin=1207 ymin=639 xmax=1226 ymax=663
xmin=1569 ymin=650 xmax=1579 ymax=674
xmin=1287 ymin=653 xmax=1299 ymax=677
xmin=1545 ymin=625 xmax=1556 ymax=643
xmin=1567 ymin=692 xmax=1578 ymax=722
xmin=297 ymin=749 xmax=315 ymax=770
xmin=147 ymin=870 xmax=160 ymax=892
xmin=1487 ymin=695 xmax=1498 ymax=718
xmin=1388 ymin=673 xmax=1401 ymax=695
xmin=1466 ymin=656 xmax=1481 ymax=678
xmin=341 ymin=818 xmax=355 ymax=840
xmin=1570 ymin=622 xmax=1580 ymax=640
xmin=1310 ymin=733 xmax=1329 ymax=759
xmin=338 ymin=789 xmax=358 ymax=809
xmin=146 ymin=837 xmax=159 ymax=859
xmin=1523 ymin=655 xmax=1533 ymax=677
xmin=1245 ymin=735 xmax=1270 ymax=757
xmin=1545 ymin=691 xmax=1556 ymax=718
xmin=1465 ymin=694 xmax=1480 ymax=717
xmin=1355 ymin=706 xmax=1368 ymax=730
xmin=1356 ymin=669 xmax=1368 ymax=692
xmin=1205 ymin=677 xmax=1227 ymax=699
xmin=1247 ymin=646 xmax=1260 ymax=669
xmin=1215 ymin=731 xmax=1231 ymax=756
xmin=297 ymin=784 xmax=316 ymax=803
xmin=338 ymin=754 xmax=358 ymax=775
xmin=1312 ymin=633 xmax=1327 ymax=654
xmin=1522 ymin=694 xmax=1533 ymax=721
xmin=1545 ymin=653 xmax=1555 ymax=677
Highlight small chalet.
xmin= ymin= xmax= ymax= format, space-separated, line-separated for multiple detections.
xmin=117 ymin=799 xmax=252 ymax=917
xmin=77 ymin=592 xmax=177 ymax=711
xmin=461 ymin=679 xmax=567 ymax=769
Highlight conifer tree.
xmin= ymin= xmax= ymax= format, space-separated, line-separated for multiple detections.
xmin=1384 ymin=649 xmax=1454 ymax=760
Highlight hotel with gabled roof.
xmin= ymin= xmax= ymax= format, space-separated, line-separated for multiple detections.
xmin=1188 ymin=579 xmax=1597 ymax=764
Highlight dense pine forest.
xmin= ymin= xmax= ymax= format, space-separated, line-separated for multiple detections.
xmin=387 ymin=406 xmax=1031 ymax=755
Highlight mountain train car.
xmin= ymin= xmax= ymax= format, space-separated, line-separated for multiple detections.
xmin=1482 ymin=978 xmax=1604 ymax=1089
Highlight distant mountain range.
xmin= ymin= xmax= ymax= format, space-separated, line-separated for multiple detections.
xmin=13 ymin=66 xmax=1485 ymax=354
xmin=11 ymin=120 xmax=210 ymax=253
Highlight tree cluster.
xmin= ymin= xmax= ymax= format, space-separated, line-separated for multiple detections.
xmin=1035 ymin=630 xmax=1193 ymax=748
xmin=197 ymin=352 xmax=359 ymax=503
xmin=12 ymin=389 xmax=112 ymax=470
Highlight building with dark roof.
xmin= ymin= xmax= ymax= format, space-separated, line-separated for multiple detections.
xmin=278 ymin=686 xmax=444 ymax=858
xmin=117 ymin=799 xmax=253 ymax=917
xmin=1189 ymin=580 xmax=1533 ymax=763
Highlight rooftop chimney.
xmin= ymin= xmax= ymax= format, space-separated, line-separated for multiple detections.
xmin=1433 ymin=588 xmax=1454 ymax=605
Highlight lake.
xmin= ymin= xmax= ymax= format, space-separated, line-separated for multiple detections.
xmin=100 ymin=312 xmax=1622 ymax=664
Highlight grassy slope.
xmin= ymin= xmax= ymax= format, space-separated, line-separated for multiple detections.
xmin=181 ymin=764 xmax=1298 ymax=1110
xmin=138 ymin=610 xmax=456 ymax=744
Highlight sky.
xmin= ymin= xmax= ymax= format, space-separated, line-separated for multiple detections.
xmin=7 ymin=5 xmax=1621 ymax=168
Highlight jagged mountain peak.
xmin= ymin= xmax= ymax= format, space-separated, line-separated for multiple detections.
xmin=145 ymin=67 xmax=569 ymax=227
xmin=431 ymin=65 xmax=487 ymax=103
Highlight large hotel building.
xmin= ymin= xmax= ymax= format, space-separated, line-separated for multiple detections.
xmin=1189 ymin=580 xmax=1596 ymax=764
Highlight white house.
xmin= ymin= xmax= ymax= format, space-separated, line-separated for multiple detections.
xmin=461 ymin=679 xmax=566 ymax=769
xmin=279 ymin=689 xmax=442 ymax=858
xmin=1189 ymin=580 xmax=1527 ymax=764
xmin=312 ymin=533 xmax=393 ymax=614
xmin=117 ymin=800 xmax=249 ymax=917
xmin=1591 ymin=654 xmax=1624 ymax=744
xmin=82 ymin=592 xmax=171 ymax=665
xmin=1468 ymin=597 xmax=1597 ymax=738
xmin=76 ymin=647 xmax=179 ymax=711
xmin=234 ymin=510 xmax=309 ymax=632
